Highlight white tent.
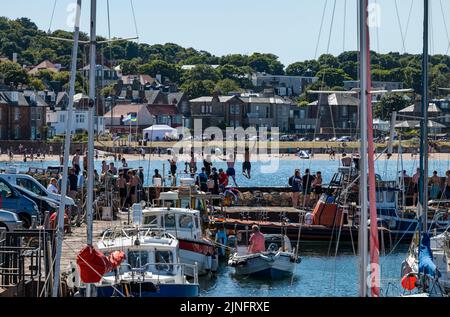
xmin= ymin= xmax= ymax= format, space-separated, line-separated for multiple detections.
xmin=143 ymin=125 xmax=178 ymax=141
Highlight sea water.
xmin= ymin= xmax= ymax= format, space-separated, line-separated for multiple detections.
xmin=0 ymin=157 xmax=436 ymax=296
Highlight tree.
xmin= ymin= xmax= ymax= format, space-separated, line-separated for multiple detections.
xmin=219 ymin=54 xmax=249 ymax=67
xmin=120 ymin=60 xmax=139 ymax=75
xmin=182 ymin=64 xmax=220 ymax=82
xmin=0 ymin=61 xmax=29 ymax=86
xmin=138 ymin=60 xmax=181 ymax=83
xmin=318 ymin=54 xmax=339 ymax=68
xmin=181 ymin=80 xmax=215 ymax=99
xmin=215 ymin=79 xmax=241 ymax=95
xmin=248 ymin=53 xmax=284 ymax=75
xmin=315 ymin=68 xmax=351 ymax=88
xmin=29 ymin=78 xmax=45 ymax=90
xmin=374 ymin=93 xmax=410 ymax=120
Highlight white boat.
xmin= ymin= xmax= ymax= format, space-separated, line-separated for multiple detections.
xmin=402 ymin=230 xmax=450 ymax=294
xmin=140 ymin=205 xmax=219 ymax=277
xmin=297 ymin=150 xmax=310 ymax=159
xmin=228 ymin=234 xmax=300 ymax=279
xmin=77 ymin=227 xmax=199 ymax=297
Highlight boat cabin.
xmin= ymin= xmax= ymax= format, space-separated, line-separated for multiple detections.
xmin=98 ymin=229 xmax=181 ymax=277
xmin=142 ymin=207 xmax=202 ymax=241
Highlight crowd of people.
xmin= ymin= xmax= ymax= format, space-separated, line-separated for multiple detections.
xmin=289 ymin=168 xmax=323 ymax=208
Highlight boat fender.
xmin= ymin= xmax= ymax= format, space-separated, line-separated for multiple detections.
xmin=66 ymin=261 xmax=81 ymax=289
xmin=206 ymin=255 xmax=212 ymax=271
xmin=401 ymin=274 xmax=417 ymax=291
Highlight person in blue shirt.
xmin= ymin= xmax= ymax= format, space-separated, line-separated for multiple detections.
xmin=196 ymin=167 xmax=209 ymax=192
xmin=290 ymin=169 xmax=302 ymax=208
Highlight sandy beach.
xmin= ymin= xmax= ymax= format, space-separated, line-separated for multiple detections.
xmin=0 ymin=152 xmax=449 ymax=164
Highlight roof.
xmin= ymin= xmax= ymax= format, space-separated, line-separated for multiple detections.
xmin=399 ymin=103 xmax=441 ymax=113
xmin=0 ymin=91 xmax=29 ymax=106
xmin=240 ymin=96 xmax=291 ymax=105
xmin=328 ymin=93 xmax=359 ymax=106
xmin=121 ymin=74 xmax=157 ymax=86
xmin=189 ymin=96 xmax=241 ymax=103
xmin=23 ymin=91 xmax=48 ymax=107
xmin=395 ymin=120 xmax=445 ymax=128
xmin=104 ymin=103 xmax=147 ymax=118
xmin=144 ymin=91 xmax=161 ymax=104
xmin=28 ymin=60 xmax=58 ymax=75
xmin=147 ymin=104 xmax=179 ymax=116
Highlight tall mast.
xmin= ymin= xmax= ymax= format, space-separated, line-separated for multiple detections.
xmin=358 ymin=0 xmax=369 ymax=298
xmin=365 ymin=1 xmax=380 ymax=297
xmin=85 ymin=0 xmax=97 ymax=298
xmin=52 ymin=0 xmax=82 ymax=297
xmin=419 ymin=0 xmax=429 ymax=234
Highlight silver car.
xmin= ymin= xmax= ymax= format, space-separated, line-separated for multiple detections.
xmin=0 ymin=209 xmax=23 ymax=231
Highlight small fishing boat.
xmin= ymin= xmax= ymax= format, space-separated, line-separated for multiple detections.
xmin=84 ymin=227 xmax=199 ymax=297
xmin=228 ymin=234 xmax=300 ymax=279
xmin=140 ymin=192 xmax=219 ymax=277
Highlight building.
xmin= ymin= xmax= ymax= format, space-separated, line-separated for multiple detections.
xmin=28 ymin=60 xmax=61 ymax=76
xmin=45 ymin=93 xmax=105 ymax=136
xmin=0 ymin=90 xmax=47 ymax=140
xmin=343 ymin=80 xmax=404 ymax=91
xmin=104 ymin=103 xmax=154 ymax=134
xmin=147 ymin=104 xmax=183 ymax=128
xmin=298 ymin=93 xmax=359 ymax=136
xmin=251 ymin=72 xmax=318 ymax=96
xmin=190 ymin=94 xmax=244 ymax=128
xmin=80 ymin=64 xmax=119 ymax=86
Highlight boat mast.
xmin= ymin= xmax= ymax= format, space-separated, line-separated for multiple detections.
xmin=358 ymin=0 xmax=369 ymax=298
xmin=365 ymin=0 xmax=380 ymax=296
xmin=86 ymin=0 xmax=97 ymax=298
xmin=52 ymin=0 xmax=82 ymax=297
xmin=419 ymin=0 xmax=429 ymax=235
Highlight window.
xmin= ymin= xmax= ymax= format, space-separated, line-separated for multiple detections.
xmin=14 ymin=127 xmax=20 ymax=139
xmin=376 ymin=191 xmax=384 ymax=203
xmin=0 ymin=108 xmax=2 ymax=120
xmin=14 ymin=108 xmax=20 ymax=121
xmin=299 ymin=110 xmax=305 ymax=119
xmin=60 ymin=114 xmax=65 ymax=122
xmin=445 ymin=115 xmax=450 ymax=123
xmin=179 ymin=215 xmax=194 ymax=229
xmin=36 ymin=111 xmax=41 ymax=120
xmin=342 ymin=106 xmax=348 ymax=116
xmin=386 ymin=191 xmax=396 ymax=203
xmin=155 ymin=251 xmax=174 ymax=273
xmin=256 ymin=106 xmax=259 ymax=111
xmin=164 ymin=214 xmax=176 ymax=228
xmin=0 ymin=180 xmax=12 ymax=198
xmin=230 ymin=104 xmax=240 ymax=115
xmin=441 ymin=102 xmax=449 ymax=109
xmin=143 ymin=215 xmax=158 ymax=226
xmin=127 ymin=250 xmax=149 ymax=269
xmin=16 ymin=178 xmax=46 ymax=196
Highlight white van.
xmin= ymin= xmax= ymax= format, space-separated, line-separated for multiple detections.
xmin=1 ymin=173 xmax=76 ymax=207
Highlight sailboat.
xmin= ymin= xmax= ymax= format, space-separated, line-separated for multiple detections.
xmin=399 ymin=0 xmax=448 ymax=297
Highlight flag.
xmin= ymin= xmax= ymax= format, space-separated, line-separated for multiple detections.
xmin=122 ymin=112 xmax=137 ymax=123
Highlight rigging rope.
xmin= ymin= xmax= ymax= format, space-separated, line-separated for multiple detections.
xmin=129 ymin=0 xmax=140 ymax=42
xmin=314 ymin=0 xmax=329 ymax=59
xmin=439 ymin=0 xmax=450 ymax=55
xmin=48 ymin=0 xmax=58 ymax=34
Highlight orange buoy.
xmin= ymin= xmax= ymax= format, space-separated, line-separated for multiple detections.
xmin=401 ymin=274 xmax=417 ymax=291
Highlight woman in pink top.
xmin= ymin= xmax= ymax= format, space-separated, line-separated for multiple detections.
xmin=248 ymin=225 xmax=266 ymax=254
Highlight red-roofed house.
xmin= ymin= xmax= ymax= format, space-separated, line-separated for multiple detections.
xmin=28 ymin=60 xmax=60 ymax=76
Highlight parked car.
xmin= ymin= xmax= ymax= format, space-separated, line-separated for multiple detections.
xmin=337 ymin=136 xmax=351 ymax=142
xmin=13 ymin=185 xmax=60 ymax=216
xmin=0 ymin=176 xmax=39 ymax=228
xmin=0 ymin=209 xmax=22 ymax=231
xmin=329 ymin=137 xmax=338 ymax=141
xmin=0 ymin=172 xmax=75 ymax=207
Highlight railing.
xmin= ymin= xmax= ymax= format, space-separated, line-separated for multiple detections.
xmin=0 ymin=229 xmax=54 ymax=296
xmin=113 ymin=262 xmax=199 ymax=285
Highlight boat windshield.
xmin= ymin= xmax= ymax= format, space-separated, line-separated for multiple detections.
xmin=155 ymin=250 xmax=174 ymax=274
xmin=128 ymin=250 xmax=149 ymax=269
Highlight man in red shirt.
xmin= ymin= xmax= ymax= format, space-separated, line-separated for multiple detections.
xmin=248 ymin=225 xmax=265 ymax=254
xmin=218 ymin=168 xmax=229 ymax=192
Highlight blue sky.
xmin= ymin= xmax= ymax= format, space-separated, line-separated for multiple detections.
xmin=2 ymin=0 xmax=450 ymax=66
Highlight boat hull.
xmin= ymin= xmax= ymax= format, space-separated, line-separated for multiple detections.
xmin=92 ymin=283 xmax=200 ymax=297
xmin=179 ymin=239 xmax=219 ymax=276
xmin=230 ymin=253 xmax=297 ymax=279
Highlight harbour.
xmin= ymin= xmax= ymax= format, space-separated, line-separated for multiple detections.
xmin=1 ymin=0 xmax=450 ymax=301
